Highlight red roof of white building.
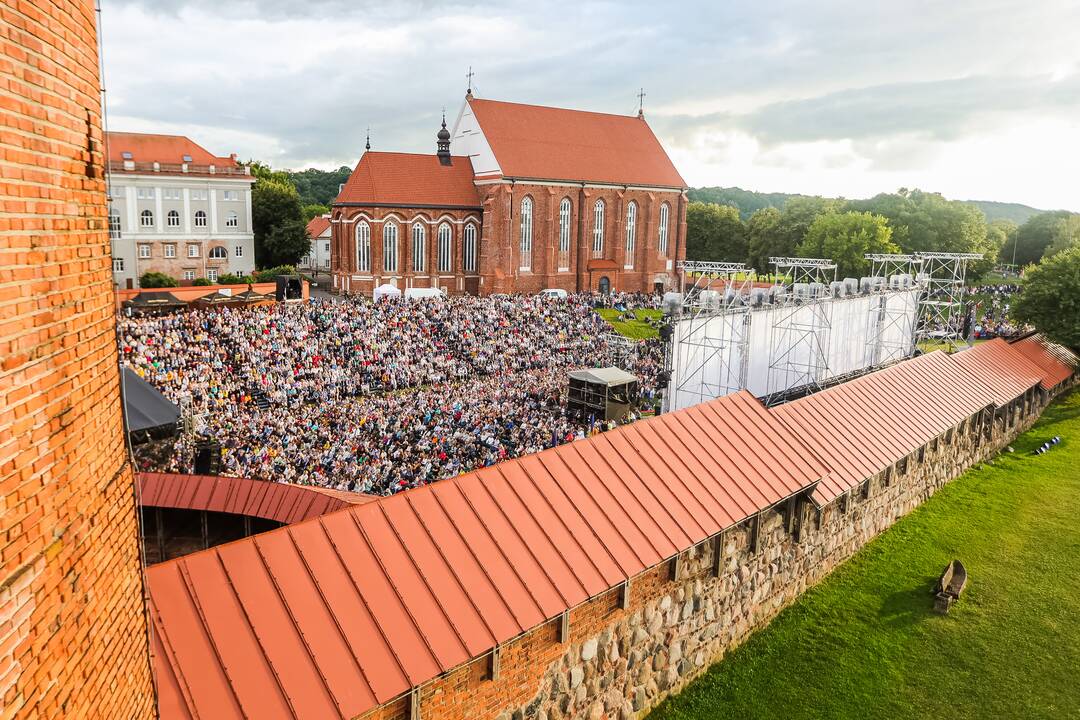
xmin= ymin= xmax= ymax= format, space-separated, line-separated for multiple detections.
xmin=336 ymin=152 xmax=480 ymax=208
xmin=305 ymin=216 xmax=331 ymax=239
xmin=107 ymin=131 xmax=241 ymax=167
xmin=467 ymin=98 xmax=687 ymax=188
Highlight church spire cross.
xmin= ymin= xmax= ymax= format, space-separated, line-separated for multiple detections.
xmin=365 ymin=127 xmax=371 ymax=151
xmin=637 ymin=88 xmax=646 ymax=118
xmin=466 ymin=66 xmax=475 ymax=97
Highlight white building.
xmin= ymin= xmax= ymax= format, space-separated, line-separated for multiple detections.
xmin=301 ymin=214 xmax=332 ymax=272
xmin=107 ymin=132 xmax=256 ymax=288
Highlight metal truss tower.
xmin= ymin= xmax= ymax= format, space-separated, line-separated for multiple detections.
xmin=865 ymin=253 xmax=922 ymax=367
xmin=764 ymin=257 xmax=837 ymax=405
xmin=665 ymin=261 xmax=754 ymax=412
xmin=602 ymin=332 xmax=637 ymax=371
xmin=914 ymin=252 xmax=983 ymax=354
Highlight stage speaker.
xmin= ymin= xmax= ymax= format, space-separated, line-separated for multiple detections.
xmin=275 ymin=275 xmax=303 ymax=301
xmin=194 ymin=440 xmax=221 ymax=475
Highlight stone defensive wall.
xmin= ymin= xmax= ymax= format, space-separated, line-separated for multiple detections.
xmin=147 ymin=335 xmax=1075 ymax=720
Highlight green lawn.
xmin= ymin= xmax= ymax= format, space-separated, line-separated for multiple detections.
xmin=596 ymin=308 xmax=663 ymax=340
xmin=648 ymin=390 xmax=1080 ymax=720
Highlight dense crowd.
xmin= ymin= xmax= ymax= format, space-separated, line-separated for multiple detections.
xmin=968 ymin=283 xmax=1022 ymax=339
xmin=120 ymin=294 xmax=662 ymax=494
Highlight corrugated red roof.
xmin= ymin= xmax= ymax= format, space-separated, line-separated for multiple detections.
xmin=949 ymin=339 xmax=1045 ymax=406
xmin=306 ymin=216 xmax=331 ymax=239
xmin=771 ymin=352 xmax=998 ymax=506
xmin=1009 ymin=334 xmax=1077 ymax=389
xmin=335 ymin=152 xmax=480 ymax=207
xmin=107 ymin=131 xmax=239 ymax=167
xmin=147 ymin=390 xmax=826 ymax=720
xmin=469 ymin=98 xmax=687 ymax=188
xmin=138 ymin=472 xmax=376 ymax=525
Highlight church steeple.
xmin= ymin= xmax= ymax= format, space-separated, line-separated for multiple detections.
xmin=365 ymin=127 xmax=371 ymax=152
xmin=436 ymin=110 xmax=452 ymax=166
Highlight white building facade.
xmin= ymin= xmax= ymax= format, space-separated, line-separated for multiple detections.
xmin=107 ymin=132 xmax=256 ymax=288
xmin=300 ymin=215 xmax=332 ymax=272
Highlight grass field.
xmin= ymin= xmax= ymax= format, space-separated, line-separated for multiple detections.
xmin=596 ymin=308 xmax=663 ymax=340
xmin=648 ymin=390 xmax=1080 ymax=720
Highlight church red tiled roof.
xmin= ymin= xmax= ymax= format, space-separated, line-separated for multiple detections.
xmin=468 ymin=98 xmax=687 ymax=188
xmin=306 ymin=215 xmax=330 ymax=239
xmin=107 ymin=131 xmax=240 ymax=167
xmin=336 ymin=151 xmax=481 ymax=208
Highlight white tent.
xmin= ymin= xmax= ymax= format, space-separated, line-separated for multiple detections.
xmin=373 ymin=283 xmax=401 ymax=300
xmin=404 ymin=287 xmax=445 ymax=300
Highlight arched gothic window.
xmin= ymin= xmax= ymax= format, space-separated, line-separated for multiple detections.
xmin=463 ymin=223 xmax=478 ymax=273
xmin=383 ymin=221 xmax=398 ymax=273
xmin=624 ymin=201 xmax=637 ymax=269
xmin=659 ymin=203 xmax=670 ymax=255
xmin=519 ymin=197 xmax=533 ymax=271
xmin=437 ymin=223 xmax=453 ymax=273
xmin=356 ymin=221 xmax=371 ymax=271
xmin=592 ymin=200 xmax=605 ymax=257
xmin=411 ymin=223 xmax=426 ymax=273
xmin=558 ymin=198 xmax=571 ymax=271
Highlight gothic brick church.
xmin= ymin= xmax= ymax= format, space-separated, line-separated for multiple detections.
xmin=330 ymin=91 xmax=688 ymax=296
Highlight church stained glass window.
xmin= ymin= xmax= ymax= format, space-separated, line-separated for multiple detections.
xmin=519 ymin=197 xmax=533 ymax=271
xmin=356 ymin=221 xmax=371 ymax=272
xmin=412 ymin=223 xmax=426 ymax=273
xmin=438 ymin=223 xmax=453 ymax=273
xmin=659 ymin=203 xmax=670 ymax=255
xmin=592 ymin=200 xmax=605 ymax=257
xmin=624 ymin=201 xmax=637 ymax=269
xmin=383 ymin=221 xmax=398 ymax=273
xmin=558 ymin=198 xmax=571 ymax=271
xmin=463 ymin=223 xmax=478 ymax=272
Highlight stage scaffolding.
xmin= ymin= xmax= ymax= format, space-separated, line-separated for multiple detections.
xmin=914 ymin=252 xmax=983 ymax=354
xmin=603 ymin=333 xmax=637 ymax=371
xmin=666 ymin=261 xmax=754 ymax=412
xmin=865 ymin=253 xmax=921 ymax=367
xmin=764 ymin=257 xmax=837 ymax=405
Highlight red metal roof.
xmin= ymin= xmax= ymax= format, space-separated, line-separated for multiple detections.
xmin=147 ymin=390 xmax=827 ymax=720
xmin=1009 ymin=334 xmax=1077 ymax=389
xmin=948 ymin=339 xmax=1045 ymax=406
xmin=335 ymin=152 xmax=480 ymax=207
xmin=771 ymin=352 xmax=998 ymax=506
xmin=107 ymin=131 xmax=239 ymax=167
xmin=306 ymin=215 xmax=331 ymax=239
xmin=468 ymin=98 xmax=687 ymax=188
xmin=137 ymin=472 xmax=376 ymax=525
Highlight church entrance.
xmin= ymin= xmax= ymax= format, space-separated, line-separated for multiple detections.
xmin=598 ymin=276 xmax=610 ymax=295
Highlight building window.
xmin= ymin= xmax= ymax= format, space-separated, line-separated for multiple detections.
xmin=323 ymin=242 xmax=330 ymax=254
xmin=191 ymin=189 xmax=208 ymax=201
xmin=109 ymin=185 xmax=124 ymax=198
xmin=113 ymin=258 xmax=124 ymax=272
xmin=518 ymin=197 xmax=533 ymax=271
xmin=140 ymin=209 xmax=154 ymax=228
xmin=382 ymin=221 xmax=398 ymax=273
xmin=222 ymin=190 xmax=239 ymax=201
xmin=437 ymin=223 xmax=453 ymax=273
xmin=659 ymin=202 xmax=670 ymax=255
xmin=463 ymin=223 xmax=478 ymax=273
xmin=108 ymin=211 xmax=121 ymax=239
xmin=188 ymin=245 xmax=200 ymax=258
xmin=235 ymin=245 xmax=243 ymax=258
xmin=162 ymin=188 xmax=181 ymax=200
xmin=411 ymin=223 xmax=426 ymax=273
xmin=182 ymin=270 xmax=195 ymax=281
xmin=136 ymin=187 xmax=155 ymax=200
xmin=323 ymin=257 xmax=330 ymax=269
xmin=207 ymin=268 xmax=218 ymax=282
xmin=225 ymin=211 xmax=238 ymax=228
xmin=138 ymin=245 xmax=151 ymax=259
xmin=208 ymin=246 xmax=228 ymax=260
xmin=194 ymin=210 xmax=207 ymax=228
xmin=592 ymin=199 xmax=605 ymax=257
xmin=164 ymin=244 xmax=176 ymax=258
xmin=167 ymin=209 xmax=180 ymax=228
xmin=558 ymin=198 xmax=571 ymax=271
xmin=624 ymin=201 xmax=637 ymax=269
xmin=356 ymin=221 xmax=371 ymax=272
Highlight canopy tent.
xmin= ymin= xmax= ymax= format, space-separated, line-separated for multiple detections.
xmin=122 ymin=291 xmax=185 ymax=314
xmin=404 ymin=287 xmax=444 ymax=300
xmin=233 ymin=288 xmax=272 ymax=304
xmin=373 ymin=283 xmax=402 ymax=300
xmin=122 ymin=367 xmax=181 ymax=433
xmin=192 ymin=291 xmax=244 ymax=308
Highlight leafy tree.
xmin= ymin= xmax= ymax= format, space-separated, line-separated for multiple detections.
xmin=302 ymin=203 xmax=330 ymax=222
xmin=253 ymin=264 xmax=299 ymax=282
xmin=797 ymin=211 xmax=898 ymax=278
xmin=251 ymin=168 xmax=306 ymax=267
xmin=263 ymin=219 xmax=311 ymax=267
xmin=746 ymin=207 xmax=782 ymax=272
xmin=1043 ymin=214 xmax=1080 ymax=258
xmin=849 ymin=189 xmax=987 ymax=256
xmin=686 ymin=202 xmax=747 ymax=262
xmin=289 ymin=166 xmax=353 ymax=206
xmin=998 ymin=210 xmax=1074 ymax=266
xmin=1012 ymin=246 xmax=1080 ymax=350
xmin=139 ymin=271 xmax=178 ymax=288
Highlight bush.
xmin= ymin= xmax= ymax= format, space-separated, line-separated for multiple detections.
xmin=217 ymin=273 xmax=254 ymax=285
xmin=192 ymin=278 xmax=213 ymax=286
xmin=253 ymin=265 xmax=297 ymax=282
xmin=139 ymin=271 xmax=178 ymax=288
xmin=1013 ymin=246 xmax=1080 ymax=350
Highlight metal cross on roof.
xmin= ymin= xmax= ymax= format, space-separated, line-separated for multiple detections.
xmin=466 ymin=66 xmax=475 ymax=92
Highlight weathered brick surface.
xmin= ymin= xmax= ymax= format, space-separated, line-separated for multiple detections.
xmin=357 ymin=388 xmax=1063 ymax=720
xmin=0 ymin=1 xmax=155 ymax=717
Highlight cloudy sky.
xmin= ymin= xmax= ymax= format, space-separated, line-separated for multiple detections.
xmin=100 ymin=0 xmax=1080 ymax=210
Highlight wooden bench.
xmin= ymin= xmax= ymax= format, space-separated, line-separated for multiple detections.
xmin=933 ymin=559 xmax=968 ymax=613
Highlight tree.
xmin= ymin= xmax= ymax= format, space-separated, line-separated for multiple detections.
xmin=1043 ymin=214 xmax=1080 ymax=258
xmin=849 ymin=188 xmax=987 ymax=256
xmin=253 ymin=265 xmax=298 ymax=282
xmin=218 ymin=273 xmax=254 ymax=285
xmin=686 ymin=202 xmax=747 ymax=262
xmin=251 ymin=169 xmax=306 ymax=267
xmin=263 ymin=218 xmax=311 ymax=267
xmin=1012 ymin=246 xmax=1080 ymax=350
xmin=797 ymin=211 xmax=898 ymax=278
xmin=746 ymin=207 xmax=782 ymax=272
xmin=139 ymin=271 xmax=178 ymax=288
xmin=1000 ymin=210 xmax=1072 ymax=266
xmin=302 ymin=203 xmax=329 ymax=222
xmin=289 ymin=166 xmax=352 ymax=206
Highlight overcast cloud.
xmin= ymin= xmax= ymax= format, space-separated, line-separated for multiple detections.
xmin=100 ymin=0 xmax=1080 ymax=210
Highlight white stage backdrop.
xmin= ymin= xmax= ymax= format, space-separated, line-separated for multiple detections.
xmin=670 ymin=290 xmax=918 ymax=411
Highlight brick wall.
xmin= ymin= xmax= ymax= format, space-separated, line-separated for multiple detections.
xmin=0 ymin=1 xmax=155 ymax=718
xmin=356 ymin=387 xmax=1062 ymax=720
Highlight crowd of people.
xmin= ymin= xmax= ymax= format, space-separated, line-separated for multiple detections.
xmin=967 ymin=283 xmax=1022 ymax=339
xmin=120 ymin=293 xmax=664 ymax=495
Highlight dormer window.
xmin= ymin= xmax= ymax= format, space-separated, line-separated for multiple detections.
xmin=182 ymin=155 xmax=193 ymax=163
xmin=121 ymin=151 xmax=133 ymax=160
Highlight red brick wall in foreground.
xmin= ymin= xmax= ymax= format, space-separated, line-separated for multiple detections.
xmin=0 ymin=1 xmax=155 ymax=718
